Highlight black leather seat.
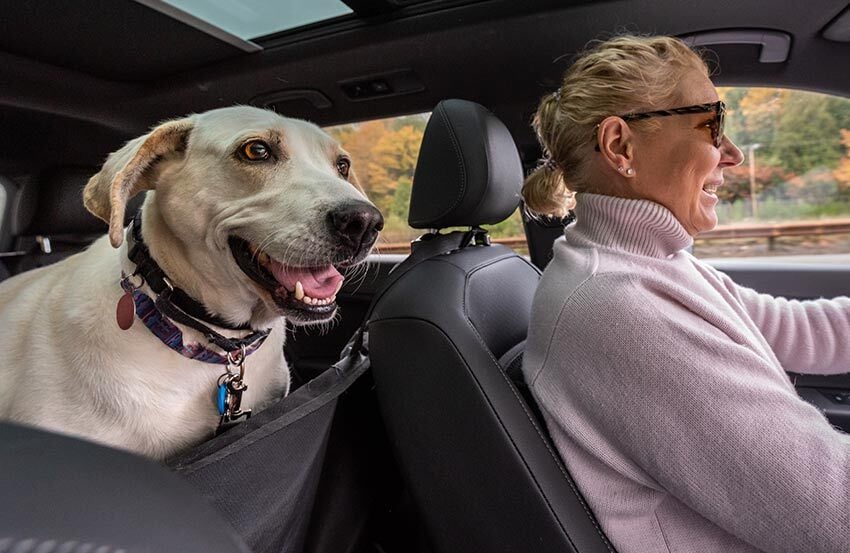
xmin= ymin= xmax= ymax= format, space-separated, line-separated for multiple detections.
xmin=6 ymin=167 xmax=143 ymax=275
xmin=368 ymin=99 xmax=616 ymax=553
xmin=0 ymin=422 xmax=251 ymax=553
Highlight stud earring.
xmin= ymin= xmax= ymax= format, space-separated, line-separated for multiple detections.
xmin=617 ymin=166 xmax=624 ymax=172
xmin=626 ymin=168 xmax=635 ymax=176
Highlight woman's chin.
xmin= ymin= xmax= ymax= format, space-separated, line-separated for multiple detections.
xmin=693 ymin=212 xmax=719 ymax=235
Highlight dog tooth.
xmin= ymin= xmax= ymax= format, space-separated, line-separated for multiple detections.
xmin=329 ymin=295 xmax=336 ymax=303
xmin=258 ymin=251 xmax=269 ymax=265
xmin=295 ymin=281 xmax=304 ymax=301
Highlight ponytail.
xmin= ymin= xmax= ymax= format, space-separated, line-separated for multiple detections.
xmin=522 ymin=163 xmax=574 ymax=218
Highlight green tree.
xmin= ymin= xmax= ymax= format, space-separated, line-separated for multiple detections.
xmin=826 ymin=97 xmax=850 ymax=132
xmin=718 ymin=87 xmax=749 ymax=145
xmin=771 ymin=93 xmax=843 ymax=175
xmin=388 ymin=175 xmax=412 ymax=221
xmin=739 ymin=88 xmax=787 ymax=151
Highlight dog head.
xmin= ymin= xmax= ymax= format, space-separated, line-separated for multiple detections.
xmin=84 ymin=106 xmax=383 ymax=326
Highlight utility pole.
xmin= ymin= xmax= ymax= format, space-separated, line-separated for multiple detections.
xmin=748 ymin=143 xmax=761 ymax=219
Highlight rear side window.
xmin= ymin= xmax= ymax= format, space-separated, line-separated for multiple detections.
xmin=700 ymin=88 xmax=850 ymax=263
xmin=0 ymin=184 xmax=6 ymax=232
xmin=325 ymin=114 xmax=525 ymax=254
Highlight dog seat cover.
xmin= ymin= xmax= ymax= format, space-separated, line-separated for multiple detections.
xmin=168 ymin=338 xmax=372 ymax=553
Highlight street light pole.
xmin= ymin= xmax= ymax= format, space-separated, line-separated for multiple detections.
xmin=748 ymin=143 xmax=761 ymax=219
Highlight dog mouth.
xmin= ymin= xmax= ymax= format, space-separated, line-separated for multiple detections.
xmin=228 ymin=236 xmax=344 ymax=323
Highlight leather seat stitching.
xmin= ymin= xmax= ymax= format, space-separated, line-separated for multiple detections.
xmin=462 ymin=262 xmax=616 ymax=553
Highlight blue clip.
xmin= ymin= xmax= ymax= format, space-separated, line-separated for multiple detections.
xmin=217 ymin=383 xmax=227 ymax=415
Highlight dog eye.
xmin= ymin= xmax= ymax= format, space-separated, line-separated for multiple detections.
xmin=336 ymin=157 xmax=351 ymax=178
xmin=240 ymin=140 xmax=271 ymax=162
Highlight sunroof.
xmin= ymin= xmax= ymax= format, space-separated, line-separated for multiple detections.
xmin=158 ymin=0 xmax=353 ymax=41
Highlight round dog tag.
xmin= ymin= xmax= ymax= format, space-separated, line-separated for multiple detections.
xmin=217 ymin=383 xmax=228 ymax=415
xmin=116 ymin=292 xmax=136 ymax=330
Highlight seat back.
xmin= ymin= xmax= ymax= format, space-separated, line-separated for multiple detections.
xmin=368 ymin=100 xmax=615 ymax=553
xmin=0 ymin=174 xmax=16 ymax=280
xmin=6 ymin=167 xmax=143 ymax=275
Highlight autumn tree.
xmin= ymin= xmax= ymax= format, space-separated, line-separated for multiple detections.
xmin=327 ymin=120 xmax=385 ymax=204
xmin=836 ymin=129 xmax=850 ymax=192
xmin=367 ymin=123 xmax=423 ymax=210
xmin=717 ymin=164 xmax=787 ymax=203
xmin=738 ymin=88 xmax=787 ymax=149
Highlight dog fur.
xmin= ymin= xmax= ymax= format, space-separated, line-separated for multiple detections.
xmin=0 ymin=106 xmax=379 ymax=459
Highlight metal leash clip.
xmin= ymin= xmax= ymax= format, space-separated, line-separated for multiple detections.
xmin=217 ymin=345 xmax=252 ymax=426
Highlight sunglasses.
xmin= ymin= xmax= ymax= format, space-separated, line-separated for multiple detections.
xmin=594 ymin=100 xmax=726 ymax=150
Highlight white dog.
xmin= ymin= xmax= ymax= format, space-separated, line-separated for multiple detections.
xmin=0 ymin=106 xmax=382 ymax=459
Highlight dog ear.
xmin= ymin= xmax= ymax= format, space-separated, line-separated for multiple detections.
xmin=84 ymin=118 xmax=194 ymax=248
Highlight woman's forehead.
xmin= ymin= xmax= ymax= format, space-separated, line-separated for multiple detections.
xmin=672 ymin=70 xmax=719 ymax=106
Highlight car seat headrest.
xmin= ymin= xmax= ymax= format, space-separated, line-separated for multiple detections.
xmin=408 ymin=99 xmax=523 ymax=229
xmin=23 ymin=167 xmax=143 ymax=236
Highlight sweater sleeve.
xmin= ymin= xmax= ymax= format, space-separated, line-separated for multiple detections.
xmin=713 ymin=267 xmax=850 ymax=375
xmin=533 ymin=274 xmax=850 ymax=553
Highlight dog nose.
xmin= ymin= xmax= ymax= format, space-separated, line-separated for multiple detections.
xmin=328 ymin=202 xmax=384 ymax=249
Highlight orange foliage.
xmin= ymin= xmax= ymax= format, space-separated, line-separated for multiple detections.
xmin=326 ymin=117 xmax=426 ymax=214
xmin=835 ymin=129 xmax=850 ymax=189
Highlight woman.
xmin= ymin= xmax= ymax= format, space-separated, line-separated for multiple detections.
xmin=521 ymin=35 xmax=850 ymax=553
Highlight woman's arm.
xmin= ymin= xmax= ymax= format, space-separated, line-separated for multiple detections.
xmin=713 ymin=266 xmax=850 ymax=375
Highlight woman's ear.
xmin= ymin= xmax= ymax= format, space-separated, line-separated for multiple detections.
xmin=597 ymin=116 xmax=635 ymax=174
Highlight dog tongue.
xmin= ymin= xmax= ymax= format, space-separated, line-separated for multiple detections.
xmin=267 ymin=261 xmax=343 ymax=300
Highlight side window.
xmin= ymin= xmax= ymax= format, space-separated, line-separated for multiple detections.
xmin=699 ymin=88 xmax=850 ymax=262
xmin=0 ymin=184 xmax=6 ymax=232
xmin=0 ymin=182 xmax=7 ymax=249
xmin=325 ymin=114 xmax=525 ymax=253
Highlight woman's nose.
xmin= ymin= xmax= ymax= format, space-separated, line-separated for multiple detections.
xmin=720 ymin=135 xmax=745 ymax=168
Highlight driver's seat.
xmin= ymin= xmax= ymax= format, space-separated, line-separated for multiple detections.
xmin=368 ymin=99 xmax=615 ymax=552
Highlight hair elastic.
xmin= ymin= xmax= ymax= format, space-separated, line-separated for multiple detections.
xmin=542 ymin=157 xmax=559 ymax=171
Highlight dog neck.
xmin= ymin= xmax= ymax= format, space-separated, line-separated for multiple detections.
xmin=127 ymin=210 xmax=253 ymax=332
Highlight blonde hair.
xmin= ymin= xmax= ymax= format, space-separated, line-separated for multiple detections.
xmin=522 ymin=35 xmax=710 ymax=217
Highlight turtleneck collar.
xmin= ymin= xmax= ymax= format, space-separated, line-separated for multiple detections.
xmin=570 ymin=193 xmax=694 ymax=258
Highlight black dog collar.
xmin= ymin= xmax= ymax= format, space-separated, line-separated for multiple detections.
xmin=126 ymin=210 xmax=253 ymax=333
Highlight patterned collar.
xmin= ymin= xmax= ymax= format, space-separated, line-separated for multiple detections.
xmin=120 ymin=276 xmax=270 ymax=364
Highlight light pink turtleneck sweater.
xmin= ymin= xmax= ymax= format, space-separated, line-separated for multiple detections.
xmin=523 ymin=193 xmax=850 ymax=553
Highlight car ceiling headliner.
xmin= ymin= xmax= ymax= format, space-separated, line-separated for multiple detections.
xmin=1 ymin=0 xmax=849 ymax=169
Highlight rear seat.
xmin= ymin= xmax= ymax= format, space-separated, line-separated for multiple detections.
xmin=0 ymin=174 xmax=20 ymax=281
xmin=3 ymin=167 xmax=143 ymax=277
